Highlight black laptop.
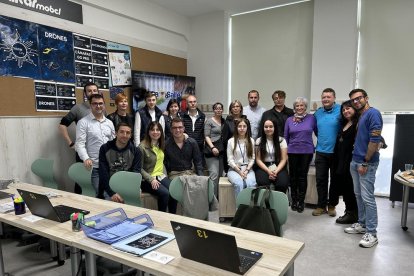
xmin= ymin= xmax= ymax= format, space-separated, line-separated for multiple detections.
xmin=170 ymin=221 xmax=262 ymax=275
xmin=17 ymin=189 xmax=89 ymax=223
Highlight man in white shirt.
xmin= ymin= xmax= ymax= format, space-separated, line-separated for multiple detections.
xmin=76 ymin=94 xmax=115 ymax=196
xmin=243 ymin=90 xmax=266 ymax=140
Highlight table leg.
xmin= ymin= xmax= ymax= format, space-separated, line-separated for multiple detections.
xmin=285 ymin=263 xmax=294 ymax=276
xmin=0 ymin=237 xmax=10 ymax=276
xmin=85 ymin=251 xmax=97 ymax=276
xmin=70 ymin=247 xmax=81 ymax=276
xmin=401 ymin=185 xmax=410 ymax=231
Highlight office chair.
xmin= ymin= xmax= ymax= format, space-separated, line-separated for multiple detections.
xmin=236 ymin=188 xmax=289 ymax=237
xmin=109 ymin=171 xmax=142 ymax=207
xmin=68 ymin=162 xmax=94 ymax=197
xmin=31 ymin=158 xmax=58 ymax=189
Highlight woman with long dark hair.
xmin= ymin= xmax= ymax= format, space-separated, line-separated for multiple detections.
xmin=332 ymin=100 xmax=359 ymax=224
xmin=227 ymin=118 xmax=256 ymax=197
xmin=139 ymin=121 xmax=176 ymax=213
xmin=255 ymin=119 xmax=289 ymax=193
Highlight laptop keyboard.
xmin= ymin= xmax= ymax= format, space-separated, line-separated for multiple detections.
xmin=239 ymin=255 xmax=256 ymax=270
xmin=55 ymin=206 xmax=75 ymax=221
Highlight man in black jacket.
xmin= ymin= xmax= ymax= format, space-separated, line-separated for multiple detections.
xmin=98 ymin=123 xmax=141 ymax=202
xmin=181 ymin=95 xmax=206 ymax=155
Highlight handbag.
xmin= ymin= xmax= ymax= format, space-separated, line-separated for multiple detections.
xmin=231 ymin=188 xmax=281 ymax=236
xmin=204 ymin=139 xmax=224 ymax=157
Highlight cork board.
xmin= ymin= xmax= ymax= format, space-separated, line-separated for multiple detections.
xmin=0 ymin=47 xmax=187 ymax=116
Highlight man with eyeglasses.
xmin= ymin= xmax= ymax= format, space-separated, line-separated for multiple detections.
xmin=260 ymin=90 xmax=294 ymax=137
xmin=164 ymin=117 xmax=203 ymax=178
xmin=243 ymin=90 xmax=266 ymax=140
xmin=76 ymin=94 xmax=115 ymax=196
xmin=58 ymin=82 xmax=101 ymax=194
xmin=344 ymin=89 xmax=382 ymax=248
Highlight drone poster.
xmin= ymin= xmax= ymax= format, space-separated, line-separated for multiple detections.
xmin=0 ymin=15 xmax=41 ymax=79
xmin=38 ymin=25 xmax=75 ymax=83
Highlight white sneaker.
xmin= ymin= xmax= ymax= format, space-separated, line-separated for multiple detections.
xmin=344 ymin=223 xmax=366 ymax=234
xmin=359 ymin=233 xmax=378 ymax=248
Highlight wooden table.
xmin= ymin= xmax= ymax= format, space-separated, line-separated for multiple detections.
xmin=0 ymin=183 xmax=304 ymax=276
xmin=394 ymin=173 xmax=414 ymax=231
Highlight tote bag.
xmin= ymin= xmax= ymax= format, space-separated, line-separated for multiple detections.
xmin=231 ymin=188 xmax=281 ymax=236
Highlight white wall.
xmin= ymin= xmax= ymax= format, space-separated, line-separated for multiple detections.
xmin=310 ymin=0 xmax=358 ymax=106
xmin=187 ymin=11 xmax=229 ymax=109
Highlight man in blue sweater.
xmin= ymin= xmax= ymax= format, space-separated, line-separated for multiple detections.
xmin=312 ymin=88 xmax=341 ymax=216
xmin=344 ymin=89 xmax=382 ymax=248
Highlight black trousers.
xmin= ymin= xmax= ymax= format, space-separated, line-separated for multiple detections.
xmin=331 ymin=172 xmax=357 ymax=211
xmin=315 ymin=152 xmax=336 ymax=208
xmin=141 ymin=177 xmax=177 ymax=214
xmin=288 ymin=153 xmax=313 ymax=204
xmin=255 ymin=165 xmax=289 ymax=193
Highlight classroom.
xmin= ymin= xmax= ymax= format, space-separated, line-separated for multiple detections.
xmin=0 ymin=0 xmax=414 ymax=275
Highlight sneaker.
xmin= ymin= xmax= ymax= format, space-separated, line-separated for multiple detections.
xmin=312 ymin=207 xmax=327 ymax=216
xmin=359 ymin=233 xmax=378 ymax=248
xmin=344 ymin=223 xmax=366 ymax=234
xmin=328 ymin=205 xmax=336 ymax=217
xmin=336 ymin=211 xmax=358 ymax=224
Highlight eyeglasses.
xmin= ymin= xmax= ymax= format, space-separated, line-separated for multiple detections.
xmin=214 ymin=107 xmax=223 ymax=111
xmin=91 ymin=102 xmax=104 ymax=106
xmin=351 ymin=96 xmax=365 ymax=103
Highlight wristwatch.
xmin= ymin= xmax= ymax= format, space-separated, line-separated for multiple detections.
xmin=361 ymin=162 xmax=368 ymax=167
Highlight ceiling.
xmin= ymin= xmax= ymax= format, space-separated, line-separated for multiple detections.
xmin=149 ymin=0 xmax=300 ymax=17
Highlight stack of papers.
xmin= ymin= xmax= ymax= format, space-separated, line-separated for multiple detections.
xmin=398 ymin=170 xmax=414 ymax=183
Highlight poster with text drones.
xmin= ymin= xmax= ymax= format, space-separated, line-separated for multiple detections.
xmin=107 ymin=42 xmax=131 ymax=86
xmin=35 ymin=80 xmax=76 ymax=111
xmin=131 ymin=71 xmax=195 ymax=112
xmin=38 ymin=25 xmax=75 ymax=83
xmin=0 ymin=15 xmax=40 ymax=79
xmin=73 ymin=33 xmax=109 ymax=89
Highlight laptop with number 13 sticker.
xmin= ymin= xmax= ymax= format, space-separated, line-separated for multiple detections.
xmin=170 ymin=221 xmax=262 ymax=275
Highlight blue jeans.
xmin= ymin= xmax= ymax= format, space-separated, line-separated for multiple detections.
xmin=227 ymin=168 xmax=256 ymax=197
xmin=350 ymin=160 xmax=379 ymax=234
xmin=92 ymin=167 xmax=109 ymax=199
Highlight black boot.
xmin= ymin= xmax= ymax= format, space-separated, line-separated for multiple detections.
xmin=291 ymin=201 xmax=298 ymax=211
xmin=297 ymin=202 xmax=304 ymax=213
xmin=336 ymin=210 xmax=358 ymax=224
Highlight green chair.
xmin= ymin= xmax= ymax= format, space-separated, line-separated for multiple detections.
xmin=236 ymin=188 xmax=289 ymax=236
xmin=169 ymin=176 xmax=214 ymax=204
xmin=109 ymin=171 xmax=142 ymax=207
xmin=68 ymin=162 xmax=95 ymax=197
xmin=31 ymin=158 xmax=58 ymax=189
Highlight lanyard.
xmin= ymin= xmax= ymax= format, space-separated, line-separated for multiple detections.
xmin=237 ymin=140 xmax=246 ymax=164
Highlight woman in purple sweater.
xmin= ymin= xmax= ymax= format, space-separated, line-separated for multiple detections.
xmin=284 ymin=97 xmax=317 ymax=213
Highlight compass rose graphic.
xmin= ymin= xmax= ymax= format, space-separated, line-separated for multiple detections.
xmin=0 ymin=29 xmax=38 ymax=68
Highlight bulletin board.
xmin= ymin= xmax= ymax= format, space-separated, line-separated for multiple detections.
xmin=0 ymin=46 xmax=187 ymax=116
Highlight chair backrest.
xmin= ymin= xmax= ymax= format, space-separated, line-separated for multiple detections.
xmin=68 ymin=162 xmax=94 ymax=197
xmin=236 ymin=188 xmax=289 ymax=236
xmin=31 ymin=158 xmax=58 ymax=189
xmin=109 ymin=171 xmax=142 ymax=207
xmin=169 ymin=176 xmax=214 ymax=203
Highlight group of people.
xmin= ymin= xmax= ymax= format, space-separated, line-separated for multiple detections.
xmin=59 ymin=83 xmax=383 ymax=248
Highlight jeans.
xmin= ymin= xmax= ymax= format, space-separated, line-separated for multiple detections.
xmin=350 ymin=160 xmax=379 ymax=234
xmin=141 ymin=177 xmax=177 ymax=214
xmin=227 ymin=168 xmax=256 ymax=197
xmin=92 ymin=167 xmax=109 ymax=199
xmin=205 ymin=155 xmax=224 ymax=197
xmin=315 ymin=152 xmax=336 ymax=208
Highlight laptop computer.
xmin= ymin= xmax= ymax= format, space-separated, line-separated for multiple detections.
xmin=17 ymin=189 xmax=90 ymax=223
xmin=170 ymin=221 xmax=262 ymax=275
